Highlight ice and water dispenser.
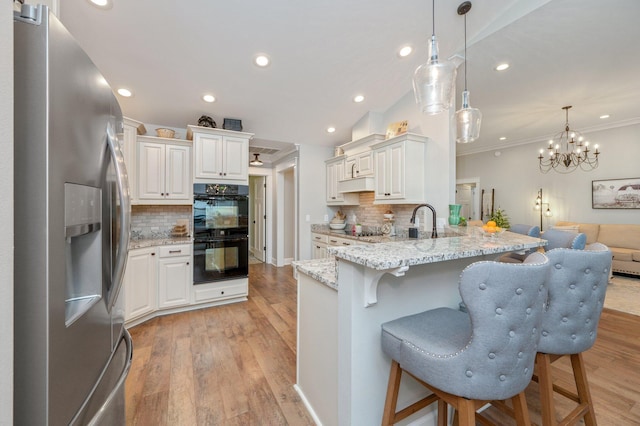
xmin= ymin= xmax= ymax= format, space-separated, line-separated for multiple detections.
xmin=65 ymin=183 xmax=102 ymax=326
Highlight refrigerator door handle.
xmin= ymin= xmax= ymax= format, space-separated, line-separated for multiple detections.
xmin=106 ymin=123 xmax=131 ymax=312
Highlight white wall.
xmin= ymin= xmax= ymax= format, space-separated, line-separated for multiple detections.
xmin=457 ymin=123 xmax=640 ymax=227
xmin=284 ymin=168 xmax=295 ymax=259
xmin=377 ymin=91 xmax=455 ymax=224
xmin=1 ymin=2 xmax=13 ymax=423
xmin=298 ymin=144 xmax=334 ymax=260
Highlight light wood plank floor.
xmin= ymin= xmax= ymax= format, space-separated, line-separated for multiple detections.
xmin=125 ymin=263 xmax=314 ymax=425
xmin=126 ymin=264 xmax=640 ymax=425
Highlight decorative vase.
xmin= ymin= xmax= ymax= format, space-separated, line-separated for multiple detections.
xmin=448 ymin=204 xmax=462 ymax=226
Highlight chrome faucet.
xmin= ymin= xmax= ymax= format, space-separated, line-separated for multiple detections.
xmin=410 ymin=204 xmax=438 ymax=238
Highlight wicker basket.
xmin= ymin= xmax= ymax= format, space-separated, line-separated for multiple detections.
xmin=156 ymin=128 xmax=175 ymax=138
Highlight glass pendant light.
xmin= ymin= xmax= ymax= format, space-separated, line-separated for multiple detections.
xmin=455 ymin=1 xmax=482 ymax=143
xmin=413 ymin=0 xmax=456 ymax=115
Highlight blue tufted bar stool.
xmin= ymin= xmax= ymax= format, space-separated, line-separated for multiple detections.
xmin=380 ymin=252 xmax=550 ymax=426
xmin=498 ymin=224 xmax=542 ymax=264
xmin=534 ymin=242 xmax=612 ymax=426
xmin=542 ymin=229 xmax=587 ymax=251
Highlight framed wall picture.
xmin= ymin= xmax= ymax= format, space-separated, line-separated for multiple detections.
xmin=592 ymin=177 xmax=640 ymax=209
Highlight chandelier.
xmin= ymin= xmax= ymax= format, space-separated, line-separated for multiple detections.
xmin=412 ymin=0 xmax=456 ymax=115
xmin=538 ymin=106 xmax=600 ymax=173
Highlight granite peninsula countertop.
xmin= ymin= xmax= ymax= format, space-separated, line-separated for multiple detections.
xmin=295 ymin=232 xmax=547 ymax=290
xmin=129 ymin=236 xmax=192 ymax=249
xmin=292 ymin=258 xmax=338 ymax=290
xmin=327 ymin=232 xmax=546 ymax=271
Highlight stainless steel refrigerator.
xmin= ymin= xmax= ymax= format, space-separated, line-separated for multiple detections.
xmin=14 ymin=4 xmax=133 ymax=425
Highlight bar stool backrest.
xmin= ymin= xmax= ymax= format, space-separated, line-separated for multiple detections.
xmin=454 ymin=252 xmax=549 ymax=400
xmin=539 ymin=243 xmax=612 ymax=355
xmin=542 ymin=229 xmax=587 ymax=251
xmin=510 ymin=224 xmax=541 ymax=238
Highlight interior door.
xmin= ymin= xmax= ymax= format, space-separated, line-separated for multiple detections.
xmin=252 ymin=176 xmax=266 ymax=262
xmin=455 ymin=184 xmax=474 ymax=220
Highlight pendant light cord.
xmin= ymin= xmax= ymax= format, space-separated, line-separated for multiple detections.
xmin=432 ymin=0 xmax=435 ymax=37
xmin=464 ymin=12 xmax=468 ymax=91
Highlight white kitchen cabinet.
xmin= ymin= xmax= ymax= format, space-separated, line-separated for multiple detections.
xmin=192 ymin=278 xmax=249 ymax=304
xmin=157 ymin=244 xmax=192 ymax=309
xmin=311 ymin=232 xmax=329 ymax=259
xmin=122 ymin=117 xmax=144 ymax=203
xmin=189 ymin=125 xmax=254 ymax=184
xmin=326 ymin=157 xmax=359 ymax=205
xmin=136 ymin=136 xmax=191 ymax=204
xmin=327 ymin=235 xmax=361 ymax=248
xmin=344 ymin=150 xmax=373 ymax=179
xmin=124 ymin=247 xmax=157 ymax=322
xmin=372 ymin=133 xmax=430 ymax=204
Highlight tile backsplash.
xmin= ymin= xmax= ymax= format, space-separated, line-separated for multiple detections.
xmin=334 ymin=192 xmax=422 ymax=232
xmin=131 ymin=205 xmax=192 ymax=239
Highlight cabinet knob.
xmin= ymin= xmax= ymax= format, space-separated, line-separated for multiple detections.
xmin=186 ymin=262 xmax=189 ymax=265
xmin=151 ymin=253 xmax=155 ymax=256
xmin=219 ymin=172 xmax=223 ymax=176
xmin=223 ymin=173 xmax=227 ymax=176
xmin=221 ymin=291 xmax=225 ymax=295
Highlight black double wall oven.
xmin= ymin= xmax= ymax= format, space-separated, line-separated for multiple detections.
xmin=193 ymin=183 xmax=249 ymax=284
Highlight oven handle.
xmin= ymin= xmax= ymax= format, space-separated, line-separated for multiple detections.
xmin=194 ymin=195 xmax=248 ymax=201
xmin=194 ymin=237 xmax=248 ymax=244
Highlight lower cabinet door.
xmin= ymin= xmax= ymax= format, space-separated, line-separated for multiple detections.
xmin=124 ymin=248 xmax=157 ymax=322
xmin=157 ymin=256 xmax=191 ymax=309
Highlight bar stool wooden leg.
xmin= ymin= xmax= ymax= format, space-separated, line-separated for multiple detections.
xmin=511 ymin=391 xmax=532 ymax=426
xmin=382 ymin=360 xmax=403 ymax=426
xmin=536 ymin=352 xmax=557 ymax=426
xmin=457 ymin=398 xmax=476 ymax=426
xmin=437 ymin=398 xmax=448 ymax=426
xmin=536 ymin=352 xmax=598 ymax=426
xmin=571 ymin=353 xmax=597 ymax=426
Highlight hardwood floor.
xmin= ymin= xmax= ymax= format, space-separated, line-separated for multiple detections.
xmin=125 ymin=263 xmax=314 ymax=425
xmin=126 ymin=262 xmax=640 ymax=425
xmin=481 ymin=308 xmax=640 ymax=425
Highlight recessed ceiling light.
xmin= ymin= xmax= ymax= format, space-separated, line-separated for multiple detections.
xmin=353 ymin=95 xmax=365 ymax=103
xmin=117 ymin=88 xmax=132 ymax=97
xmin=499 ymin=136 xmax=507 ymax=141
xmin=88 ymin=0 xmax=112 ymax=9
xmin=202 ymin=94 xmax=215 ymax=103
xmin=327 ymin=127 xmax=336 ymax=133
xmin=398 ymin=46 xmax=413 ymax=57
xmin=254 ymin=54 xmax=270 ymax=67
xmin=599 ymin=114 xmax=610 ymax=119
xmin=495 ymin=63 xmax=510 ymax=71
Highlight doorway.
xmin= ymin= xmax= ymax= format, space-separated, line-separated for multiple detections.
xmin=455 ymin=178 xmax=481 ymax=221
xmin=249 ymin=175 xmax=266 ymax=263
xmin=275 ymin=158 xmax=297 ymax=267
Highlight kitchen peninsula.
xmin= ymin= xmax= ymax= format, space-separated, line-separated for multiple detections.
xmin=294 ymin=231 xmax=546 ymax=425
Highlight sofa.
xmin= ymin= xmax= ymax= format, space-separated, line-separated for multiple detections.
xmin=554 ymin=221 xmax=640 ymax=277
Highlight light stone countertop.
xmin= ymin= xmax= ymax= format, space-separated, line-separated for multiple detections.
xmin=295 ymin=232 xmax=546 ymax=291
xmin=292 ymin=258 xmax=338 ymax=290
xmin=129 ymin=236 xmax=192 ymax=250
xmin=327 ymin=231 xmax=546 ymax=271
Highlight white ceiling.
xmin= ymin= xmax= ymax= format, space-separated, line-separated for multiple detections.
xmin=58 ymin=0 xmax=640 ymax=157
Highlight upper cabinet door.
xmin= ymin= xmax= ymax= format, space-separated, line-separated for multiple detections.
xmin=137 ymin=141 xmax=165 ymax=200
xmin=189 ymin=126 xmax=254 ymax=184
xmin=164 ymin=144 xmax=191 ymax=201
xmin=194 ymin=133 xmax=224 ymax=179
xmin=136 ymin=136 xmax=192 ymax=204
xmin=222 ymin=136 xmax=249 ymax=181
